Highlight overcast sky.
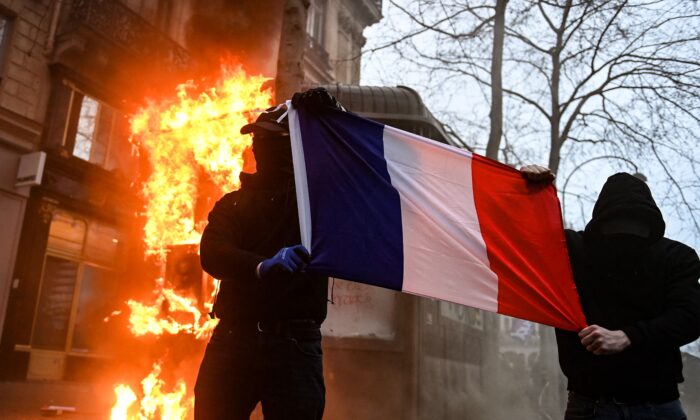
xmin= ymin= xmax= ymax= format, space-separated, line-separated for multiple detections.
xmin=360 ymin=1 xmax=700 ymax=251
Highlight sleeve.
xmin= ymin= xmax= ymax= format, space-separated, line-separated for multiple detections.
xmin=199 ymin=192 xmax=266 ymax=281
xmin=621 ymin=244 xmax=700 ymax=351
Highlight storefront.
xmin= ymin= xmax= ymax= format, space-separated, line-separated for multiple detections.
xmin=0 ymin=64 xmax=144 ymax=380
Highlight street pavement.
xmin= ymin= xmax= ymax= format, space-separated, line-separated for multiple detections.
xmin=0 ymin=381 xmax=109 ymax=419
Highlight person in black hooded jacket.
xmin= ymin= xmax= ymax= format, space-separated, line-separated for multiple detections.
xmin=194 ymin=89 xmax=342 ymax=420
xmin=521 ymin=167 xmax=700 ymax=419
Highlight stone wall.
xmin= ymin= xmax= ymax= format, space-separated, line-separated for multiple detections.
xmin=0 ymin=0 xmax=51 ymax=124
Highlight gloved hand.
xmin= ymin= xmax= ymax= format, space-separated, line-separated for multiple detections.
xmin=291 ymin=87 xmax=345 ymax=113
xmin=257 ymin=245 xmax=310 ymax=280
xmin=519 ymin=164 xmax=555 ymax=183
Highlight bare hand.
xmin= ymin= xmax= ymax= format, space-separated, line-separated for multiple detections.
xmin=519 ymin=165 xmax=555 ymax=183
xmin=578 ymin=325 xmax=631 ymax=355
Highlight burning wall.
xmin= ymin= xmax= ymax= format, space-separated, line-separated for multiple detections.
xmin=106 ymin=64 xmax=273 ymax=419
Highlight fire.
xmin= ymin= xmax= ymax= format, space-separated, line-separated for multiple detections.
xmin=126 ymin=278 xmax=218 ymax=340
xmin=111 ymin=385 xmax=137 ymax=420
xmin=111 ymin=363 xmax=192 ymax=420
xmin=131 ymin=65 xmax=273 ymax=257
xmin=111 ymin=64 xmax=273 ymax=419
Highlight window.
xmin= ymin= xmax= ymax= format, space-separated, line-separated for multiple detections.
xmin=31 ymin=210 xmax=124 ymax=355
xmin=0 ymin=14 xmax=8 ymax=45
xmin=32 ymin=257 xmax=79 ymax=350
xmin=72 ymin=94 xmax=126 ymax=168
xmin=500 ymin=316 xmax=539 ymax=345
xmin=48 ymin=82 xmax=137 ymax=178
xmin=71 ymin=264 xmax=118 ymax=352
xmin=306 ymin=0 xmax=326 ymax=45
xmin=0 ymin=12 xmax=11 ymax=72
xmin=45 ymin=80 xmax=137 ymax=177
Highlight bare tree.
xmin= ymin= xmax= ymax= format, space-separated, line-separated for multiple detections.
xmin=364 ymin=0 xmax=700 ymax=240
xmin=379 ymin=1 xmax=506 ymax=158
xmin=487 ymin=0 xmax=509 ymax=159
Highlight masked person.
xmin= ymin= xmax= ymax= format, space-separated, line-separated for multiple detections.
xmin=195 ymin=88 xmax=342 ymax=420
xmin=522 ymin=166 xmax=700 ymax=420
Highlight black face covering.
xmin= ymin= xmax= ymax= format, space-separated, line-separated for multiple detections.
xmin=584 ymin=173 xmax=665 ymax=272
xmin=599 ymin=233 xmax=649 ymax=258
xmin=587 ymin=233 xmax=651 ymax=277
xmin=252 ymin=135 xmax=293 ymax=178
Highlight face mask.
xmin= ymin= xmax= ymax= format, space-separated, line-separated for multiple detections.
xmin=597 ymin=233 xmax=649 ymax=266
xmin=252 ymin=136 xmax=293 ymax=175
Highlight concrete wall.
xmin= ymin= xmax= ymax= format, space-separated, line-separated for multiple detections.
xmin=0 ymin=154 xmax=27 ymax=336
xmin=0 ymin=0 xmax=51 ymax=123
xmin=0 ymin=0 xmax=51 ymax=337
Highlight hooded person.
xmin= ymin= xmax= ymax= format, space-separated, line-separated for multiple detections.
xmin=522 ymin=168 xmax=700 ymax=419
xmin=194 ymin=88 xmax=343 ymax=420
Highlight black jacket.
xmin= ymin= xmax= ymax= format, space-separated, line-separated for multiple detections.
xmin=556 ymin=173 xmax=700 ymax=402
xmin=199 ymin=171 xmax=328 ymax=325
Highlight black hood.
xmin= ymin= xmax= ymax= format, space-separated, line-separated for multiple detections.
xmin=584 ymin=173 xmax=665 ymax=242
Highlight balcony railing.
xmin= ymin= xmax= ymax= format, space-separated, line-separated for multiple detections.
xmin=63 ymin=0 xmax=190 ymax=73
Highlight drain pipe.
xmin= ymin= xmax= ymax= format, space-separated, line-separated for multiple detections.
xmin=45 ymin=0 xmax=65 ymax=56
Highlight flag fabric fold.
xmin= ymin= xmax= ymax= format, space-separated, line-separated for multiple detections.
xmin=288 ymin=103 xmax=586 ymax=331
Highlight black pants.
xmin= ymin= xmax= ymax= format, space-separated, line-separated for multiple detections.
xmin=565 ymin=391 xmax=687 ymax=420
xmin=194 ymin=322 xmax=325 ymax=420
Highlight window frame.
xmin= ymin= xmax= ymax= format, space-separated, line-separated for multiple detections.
xmin=29 ymin=210 xmax=123 ymax=357
xmin=0 ymin=6 xmax=16 ymax=84
xmin=306 ymin=0 xmax=327 ymax=46
xmin=53 ymin=82 xmax=130 ymax=170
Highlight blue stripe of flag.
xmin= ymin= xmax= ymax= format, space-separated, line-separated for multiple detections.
xmin=296 ymin=107 xmax=404 ymax=290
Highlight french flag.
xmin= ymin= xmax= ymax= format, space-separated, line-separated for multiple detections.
xmin=288 ymin=104 xmax=586 ymax=331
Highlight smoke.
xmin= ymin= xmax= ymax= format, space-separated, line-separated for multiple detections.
xmin=186 ymin=0 xmax=285 ymax=77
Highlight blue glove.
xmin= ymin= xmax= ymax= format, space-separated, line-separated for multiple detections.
xmin=257 ymin=245 xmax=310 ymax=280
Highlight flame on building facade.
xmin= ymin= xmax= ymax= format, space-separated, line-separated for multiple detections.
xmin=107 ymin=64 xmax=272 ymax=419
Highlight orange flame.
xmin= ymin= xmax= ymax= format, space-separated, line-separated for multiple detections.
xmin=126 ymin=278 xmax=218 ymax=340
xmin=131 ymin=65 xmax=273 ymax=257
xmin=111 ymin=65 xmax=273 ymax=419
xmin=111 ymin=385 xmax=137 ymax=420
xmin=112 ymin=363 xmax=192 ymax=420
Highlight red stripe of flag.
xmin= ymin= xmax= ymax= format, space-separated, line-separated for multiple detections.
xmin=471 ymin=154 xmax=587 ymax=331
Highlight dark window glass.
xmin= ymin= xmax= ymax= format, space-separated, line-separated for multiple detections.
xmin=32 ymin=256 xmax=78 ymax=350
xmin=71 ymin=265 xmax=117 ymax=352
xmin=0 ymin=15 xmax=8 ymax=43
xmin=0 ymin=13 xmax=11 ymax=72
xmin=37 ymin=209 xmax=123 ymax=354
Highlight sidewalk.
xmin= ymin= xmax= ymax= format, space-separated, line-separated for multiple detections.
xmin=0 ymin=381 xmax=110 ymax=419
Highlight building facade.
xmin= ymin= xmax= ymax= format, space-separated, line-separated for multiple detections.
xmin=304 ymin=0 xmax=381 ymax=84
xmin=0 ymin=2 xmax=586 ymax=420
xmin=0 ymin=0 xmax=381 ymax=381
xmin=0 ymin=0 xmax=195 ymax=381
